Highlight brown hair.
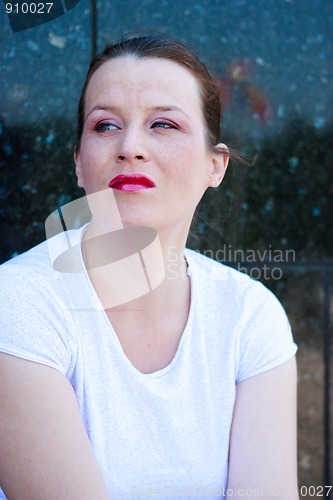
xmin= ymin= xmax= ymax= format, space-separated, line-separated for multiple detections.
xmin=76 ymin=34 xmax=223 ymax=152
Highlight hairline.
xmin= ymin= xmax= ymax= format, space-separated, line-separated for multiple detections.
xmin=76 ymin=41 xmax=221 ymax=154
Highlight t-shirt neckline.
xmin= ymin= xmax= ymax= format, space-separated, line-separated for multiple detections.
xmin=78 ymin=224 xmax=195 ymax=378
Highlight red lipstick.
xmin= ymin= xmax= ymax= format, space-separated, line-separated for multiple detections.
xmin=109 ymin=173 xmax=156 ymax=192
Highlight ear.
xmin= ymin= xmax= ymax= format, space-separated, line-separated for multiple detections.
xmin=74 ymin=145 xmax=84 ymax=189
xmin=209 ymin=143 xmax=229 ymax=188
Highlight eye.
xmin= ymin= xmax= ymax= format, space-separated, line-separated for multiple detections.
xmin=95 ymin=122 xmax=119 ymax=133
xmin=151 ymin=121 xmax=176 ymax=129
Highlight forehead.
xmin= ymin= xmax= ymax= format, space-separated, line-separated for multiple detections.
xmin=85 ymin=56 xmax=202 ymax=114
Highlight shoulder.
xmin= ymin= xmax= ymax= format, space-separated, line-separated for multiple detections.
xmin=0 ymin=228 xmax=87 ymax=377
xmin=0 ymin=239 xmax=55 ymax=310
xmin=0 ymin=225 xmax=88 ymax=326
xmin=184 ymin=247 xmax=271 ymax=309
xmin=185 ymin=247 xmax=257 ymax=285
xmin=185 ymin=246 xmax=290 ymax=322
xmin=0 ymin=226 xmax=85 ymax=291
xmin=184 ymin=248 xmax=297 ymax=381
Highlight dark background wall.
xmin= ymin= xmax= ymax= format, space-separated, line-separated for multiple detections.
xmin=1 ymin=0 xmax=332 ymax=495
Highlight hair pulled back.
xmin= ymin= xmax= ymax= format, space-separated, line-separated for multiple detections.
xmin=76 ymin=34 xmax=222 ymax=151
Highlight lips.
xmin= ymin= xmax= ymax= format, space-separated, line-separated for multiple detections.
xmin=108 ymin=173 xmax=156 ymax=192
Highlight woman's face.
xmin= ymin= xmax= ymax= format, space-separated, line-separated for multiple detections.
xmin=75 ymin=56 xmax=227 ymax=234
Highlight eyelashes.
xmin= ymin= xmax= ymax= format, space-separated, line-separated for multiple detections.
xmin=93 ymin=119 xmax=179 ymax=134
xmin=151 ymin=121 xmax=177 ymax=129
xmin=94 ymin=122 xmax=119 ymax=133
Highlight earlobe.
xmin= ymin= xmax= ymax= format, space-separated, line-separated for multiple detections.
xmin=74 ymin=145 xmax=84 ymax=189
xmin=210 ymin=143 xmax=229 ymax=187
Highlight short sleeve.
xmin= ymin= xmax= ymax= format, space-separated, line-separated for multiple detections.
xmin=0 ymin=264 xmax=76 ymax=377
xmin=235 ymin=282 xmax=297 ymax=383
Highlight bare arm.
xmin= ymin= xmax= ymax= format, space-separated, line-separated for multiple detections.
xmin=0 ymin=353 xmax=109 ymax=500
xmin=227 ymin=357 xmax=299 ymax=499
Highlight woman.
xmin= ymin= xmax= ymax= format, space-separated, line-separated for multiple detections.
xmin=0 ymin=35 xmax=298 ymax=499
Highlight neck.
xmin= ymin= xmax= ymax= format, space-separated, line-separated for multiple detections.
xmin=82 ymin=219 xmax=191 ymax=319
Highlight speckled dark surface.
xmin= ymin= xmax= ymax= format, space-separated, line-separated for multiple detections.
xmin=1 ymin=0 xmax=332 ymax=264
xmin=0 ymin=0 xmax=91 ymax=261
xmin=1 ymin=0 xmax=332 ymax=263
xmin=0 ymin=0 xmax=332 ymax=489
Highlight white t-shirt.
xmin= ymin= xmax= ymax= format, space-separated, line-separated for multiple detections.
xmin=0 ymin=227 xmax=297 ymax=499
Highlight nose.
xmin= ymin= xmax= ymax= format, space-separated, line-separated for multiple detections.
xmin=116 ymin=125 xmax=149 ymax=163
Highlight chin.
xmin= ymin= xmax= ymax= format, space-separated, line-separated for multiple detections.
xmin=114 ymin=197 xmax=159 ymax=227
xmin=120 ymin=214 xmax=160 ymax=231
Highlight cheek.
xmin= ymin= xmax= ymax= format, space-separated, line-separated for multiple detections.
xmin=163 ymin=159 xmax=208 ymax=208
xmin=79 ymin=139 xmax=107 ymax=175
xmin=76 ymin=142 xmax=113 ymax=195
xmin=165 ymin=145 xmax=209 ymax=188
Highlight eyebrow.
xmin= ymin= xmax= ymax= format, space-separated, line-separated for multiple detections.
xmin=85 ymin=105 xmax=116 ymax=119
xmin=150 ymin=106 xmax=191 ymax=119
xmin=85 ymin=105 xmax=191 ymax=120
